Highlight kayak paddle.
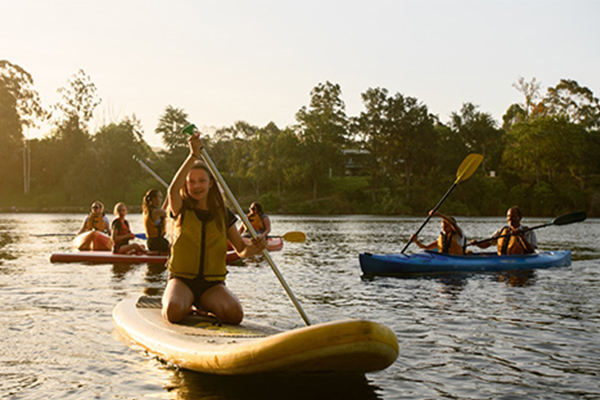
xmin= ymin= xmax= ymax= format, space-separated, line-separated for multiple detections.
xmin=400 ymin=153 xmax=483 ymax=253
xmin=468 ymin=211 xmax=587 ymax=247
xmin=272 ymin=231 xmax=306 ymax=243
xmin=183 ymin=124 xmax=312 ymax=326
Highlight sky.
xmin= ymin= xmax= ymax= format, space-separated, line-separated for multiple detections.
xmin=2 ymin=0 xmax=599 ymax=149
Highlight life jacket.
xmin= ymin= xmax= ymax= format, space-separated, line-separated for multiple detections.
xmin=112 ymin=218 xmax=132 ymax=250
xmin=167 ymin=208 xmax=228 ymax=281
xmin=437 ymin=232 xmax=465 ymax=255
xmin=85 ymin=212 xmax=108 ymax=232
xmin=497 ymin=226 xmax=529 ymax=255
xmin=144 ymin=207 xmax=165 ymax=239
xmin=248 ymin=212 xmax=266 ymax=233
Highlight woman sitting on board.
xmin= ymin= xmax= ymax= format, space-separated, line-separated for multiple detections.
xmin=239 ymin=202 xmax=271 ymax=240
xmin=142 ymin=189 xmax=170 ymax=255
xmin=161 ymin=132 xmax=266 ymax=325
xmin=111 ymin=202 xmax=147 ymax=255
xmin=410 ymin=210 xmax=466 ymax=255
xmin=75 ymin=201 xmax=113 ymax=251
xmin=470 ymin=206 xmax=537 ymax=255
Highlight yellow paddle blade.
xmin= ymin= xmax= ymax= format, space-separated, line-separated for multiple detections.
xmin=455 ymin=153 xmax=483 ymax=184
xmin=280 ymin=231 xmax=306 ymax=243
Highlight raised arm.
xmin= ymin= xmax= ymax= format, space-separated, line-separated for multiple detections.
xmin=168 ymin=133 xmax=204 ymax=216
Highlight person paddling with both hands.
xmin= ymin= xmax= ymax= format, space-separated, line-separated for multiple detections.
xmin=161 ymin=132 xmax=267 ymax=325
xmin=410 ymin=210 xmax=466 ymax=255
xmin=470 ymin=206 xmax=537 ymax=255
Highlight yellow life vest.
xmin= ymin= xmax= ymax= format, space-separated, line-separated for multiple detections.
xmin=85 ymin=212 xmax=107 ymax=232
xmin=144 ymin=208 xmax=165 ymax=239
xmin=496 ymin=226 xmax=528 ymax=255
xmin=437 ymin=232 xmax=464 ymax=255
xmin=248 ymin=213 xmax=265 ymax=233
xmin=167 ymin=208 xmax=228 ymax=281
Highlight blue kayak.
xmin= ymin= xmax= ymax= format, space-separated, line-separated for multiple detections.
xmin=359 ymin=250 xmax=571 ymax=276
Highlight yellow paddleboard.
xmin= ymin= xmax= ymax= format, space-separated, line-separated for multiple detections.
xmin=113 ymin=296 xmax=399 ymax=375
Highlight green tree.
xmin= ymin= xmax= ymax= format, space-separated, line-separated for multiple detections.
xmin=155 ymin=105 xmax=190 ymax=153
xmin=296 ymin=81 xmax=348 ymax=201
xmin=355 ymin=87 xmax=391 ymax=203
xmin=52 ymin=69 xmax=100 ymax=130
xmin=92 ymin=118 xmax=152 ymax=204
xmin=502 ymin=116 xmax=588 ymax=184
xmin=449 ymin=103 xmax=503 ymax=174
xmin=381 ymin=92 xmax=437 ymax=203
xmin=0 ymin=60 xmax=44 ymax=195
xmin=540 ymin=79 xmax=600 ymax=129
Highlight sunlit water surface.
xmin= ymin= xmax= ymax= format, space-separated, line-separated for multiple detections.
xmin=1 ymin=213 xmax=599 ymax=399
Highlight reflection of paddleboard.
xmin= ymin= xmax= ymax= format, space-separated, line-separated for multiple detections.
xmin=73 ymin=230 xmax=113 ymax=251
xmin=113 ymin=296 xmax=399 ymax=375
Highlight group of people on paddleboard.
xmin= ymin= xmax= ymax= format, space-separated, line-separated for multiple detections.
xmin=410 ymin=206 xmax=538 ymax=256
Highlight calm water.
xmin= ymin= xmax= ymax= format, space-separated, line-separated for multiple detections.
xmin=1 ymin=213 xmax=599 ymax=399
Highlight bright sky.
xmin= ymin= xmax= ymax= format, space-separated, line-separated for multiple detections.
xmin=2 ymin=0 xmax=599 ymax=148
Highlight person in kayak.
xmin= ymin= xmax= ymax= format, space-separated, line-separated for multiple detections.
xmin=75 ymin=201 xmax=113 ymax=251
xmin=469 ymin=206 xmax=537 ymax=255
xmin=77 ymin=201 xmax=112 ymax=236
xmin=410 ymin=210 xmax=466 ymax=254
xmin=239 ymin=202 xmax=271 ymax=240
xmin=111 ymin=202 xmax=147 ymax=255
xmin=161 ymin=132 xmax=266 ymax=325
xmin=142 ymin=188 xmax=170 ymax=254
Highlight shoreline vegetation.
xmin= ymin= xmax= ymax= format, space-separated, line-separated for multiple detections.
xmin=2 ymin=63 xmax=600 ymax=218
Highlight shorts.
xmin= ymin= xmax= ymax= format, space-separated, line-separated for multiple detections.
xmin=169 ymin=274 xmax=224 ymax=305
xmin=148 ymin=237 xmax=170 ymax=253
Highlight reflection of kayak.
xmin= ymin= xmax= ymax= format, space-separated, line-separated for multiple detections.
xmin=226 ymin=236 xmax=284 ymax=263
xmin=359 ymin=250 xmax=572 ymax=277
xmin=113 ymin=295 xmax=399 ymax=375
xmin=73 ymin=230 xmax=112 ymax=251
xmin=50 ymin=250 xmax=241 ymax=264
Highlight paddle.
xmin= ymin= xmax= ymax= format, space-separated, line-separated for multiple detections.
xmin=272 ymin=231 xmax=306 ymax=243
xmin=400 ymin=153 xmax=483 ymax=253
xmin=133 ymin=155 xmax=169 ymax=189
xmin=468 ymin=211 xmax=587 ymax=247
xmin=183 ymin=124 xmax=312 ymax=326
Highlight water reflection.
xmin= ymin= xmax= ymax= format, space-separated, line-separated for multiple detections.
xmin=111 ymin=262 xmax=167 ymax=297
xmin=164 ymin=368 xmax=381 ymax=400
xmin=0 ymin=231 xmax=16 ymax=263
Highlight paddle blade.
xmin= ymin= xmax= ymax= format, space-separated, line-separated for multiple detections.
xmin=455 ymin=153 xmax=483 ymax=184
xmin=281 ymin=231 xmax=306 ymax=243
xmin=134 ymin=233 xmax=147 ymax=240
xmin=552 ymin=211 xmax=587 ymax=226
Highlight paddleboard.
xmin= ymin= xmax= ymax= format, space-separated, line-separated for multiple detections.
xmin=113 ymin=295 xmax=399 ymax=375
xmin=50 ymin=250 xmax=241 ymax=264
xmin=50 ymin=251 xmax=168 ymax=264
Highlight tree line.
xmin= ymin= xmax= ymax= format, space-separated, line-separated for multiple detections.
xmin=2 ymin=60 xmax=600 ymax=217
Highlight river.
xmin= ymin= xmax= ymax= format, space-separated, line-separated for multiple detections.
xmin=1 ymin=213 xmax=599 ymax=399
